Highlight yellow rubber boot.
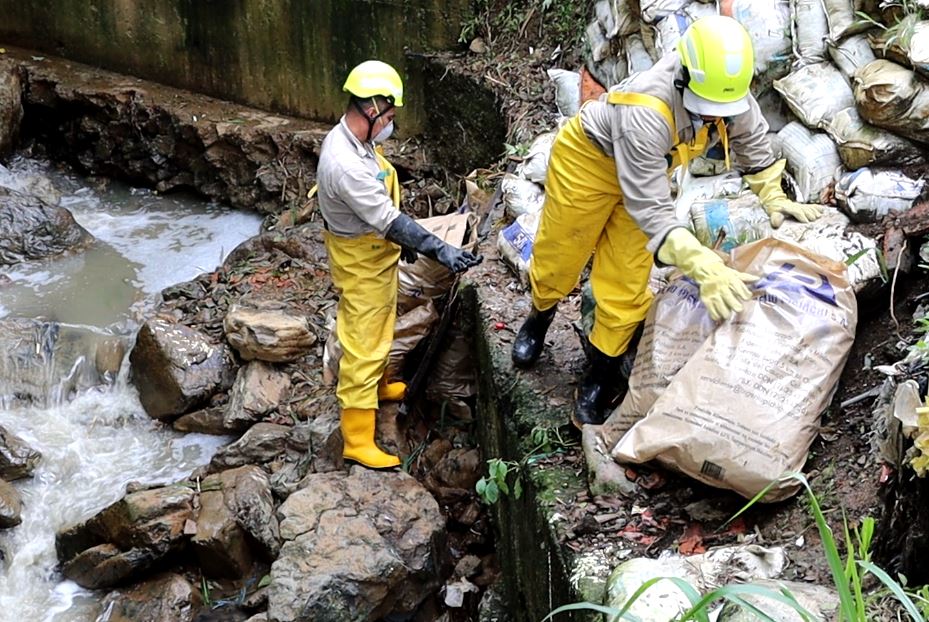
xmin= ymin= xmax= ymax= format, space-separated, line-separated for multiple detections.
xmin=377 ymin=380 xmax=407 ymax=402
xmin=341 ymin=408 xmax=401 ymax=469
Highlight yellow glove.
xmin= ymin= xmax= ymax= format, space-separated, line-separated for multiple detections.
xmin=744 ymin=160 xmax=823 ymax=229
xmin=657 ymin=228 xmax=757 ymax=321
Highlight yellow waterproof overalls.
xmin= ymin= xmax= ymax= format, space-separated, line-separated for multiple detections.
xmin=324 ymin=147 xmax=402 ymax=410
xmin=529 ymin=92 xmax=728 ymax=356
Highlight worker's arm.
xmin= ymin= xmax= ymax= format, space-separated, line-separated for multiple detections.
xmin=335 ymin=166 xmax=403 ymax=235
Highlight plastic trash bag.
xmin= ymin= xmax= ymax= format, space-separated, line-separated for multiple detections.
xmin=774 ymin=62 xmax=855 ymax=129
xmin=497 ymin=210 xmax=541 ymax=286
xmin=854 ymin=59 xmax=929 ymax=144
xmin=823 ymin=107 xmax=926 ymax=170
xmin=501 ymin=174 xmax=545 ymax=220
xmin=546 ymin=69 xmax=581 ymax=118
xmin=835 ymin=167 xmax=924 ymax=223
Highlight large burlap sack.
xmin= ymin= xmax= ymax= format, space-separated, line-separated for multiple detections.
xmin=791 ymin=0 xmax=829 ymax=64
xmin=398 ymin=212 xmax=478 ymax=311
xmin=626 ymin=33 xmax=655 ymax=75
xmin=823 ymin=107 xmax=926 ymax=170
xmin=596 ymin=0 xmax=640 ymax=38
xmin=654 ymin=3 xmax=718 ymax=58
xmin=869 ymin=15 xmax=929 ymax=79
xmin=771 ymin=122 xmax=841 ymax=203
xmin=854 ymin=59 xmax=929 ymax=144
xmin=640 ymin=0 xmax=691 ymax=24
xmin=601 ymin=275 xmax=716 ymax=444
xmin=587 ymin=20 xmax=613 ymax=63
xmin=773 ymin=62 xmax=855 ymax=129
xmin=547 ymin=70 xmax=581 ymax=118
xmin=516 ymin=132 xmax=557 ymax=185
xmin=612 ymin=238 xmax=857 ymax=501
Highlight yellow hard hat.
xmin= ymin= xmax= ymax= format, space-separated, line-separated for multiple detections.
xmin=342 ymin=60 xmax=404 ymax=107
xmin=677 ymin=15 xmax=754 ymax=116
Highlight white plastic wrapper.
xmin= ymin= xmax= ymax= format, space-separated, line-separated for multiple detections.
xmin=497 ymin=210 xmax=541 ymax=285
xmin=791 ymin=0 xmax=829 ymax=63
xmin=501 ymin=174 xmax=545 ymax=220
xmin=835 ymin=168 xmax=925 ymax=223
xmin=546 ymin=68 xmax=581 ymax=118
xmin=774 ymin=62 xmax=854 ymax=129
xmin=772 ymin=121 xmax=842 ymax=203
xmin=516 ymin=132 xmax=556 ymax=185
xmin=690 ymin=193 xmax=773 ymax=251
xmin=640 ymin=0 xmax=691 ymax=24
xmin=654 ymin=3 xmax=718 ymax=58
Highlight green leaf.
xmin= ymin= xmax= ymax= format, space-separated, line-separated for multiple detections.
xmin=485 ymin=480 xmax=499 ymax=504
xmin=476 ymin=478 xmax=487 ymax=496
xmin=859 ymin=561 xmax=927 ymax=621
xmin=514 ymin=477 xmax=523 ymax=500
xmin=257 ymin=574 xmax=272 ymax=589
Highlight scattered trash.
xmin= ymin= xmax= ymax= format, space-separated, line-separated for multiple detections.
xmin=835 ymin=168 xmax=924 ymax=223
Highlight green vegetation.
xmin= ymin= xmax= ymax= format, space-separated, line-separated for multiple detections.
xmin=544 ymin=473 xmax=928 ymax=621
xmin=459 ymin=0 xmax=588 ymax=50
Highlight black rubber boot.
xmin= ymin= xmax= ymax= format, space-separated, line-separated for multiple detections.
xmin=511 ymin=305 xmax=557 ymax=368
xmin=572 ymin=345 xmax=626 ymax=428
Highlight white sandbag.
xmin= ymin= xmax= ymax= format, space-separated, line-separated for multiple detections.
xmin=640 ymin=0 xmax=691 ymax=24
xmin=791 ymin=0 xmax=829 ymax=63
xmin=673 ymin=169 xmax=743 ymax=222
xmin=821 ymin=0 xmax=869 ymax=41
xmin=773 ymin=62 xmax=854 ymax=129
xmin=587 ymin=20 xmax=612 ymax=62
xmin=613 ymin=238 xmax=857 ymax=501
xmin=773 ymin=209 xmax=882 ymax=293
xmin=828 ymin=34 xmax=875 ymax=78
xmin=497 ymin=210 xmax=541 ymax=285
xmin=588 ymin=56 xmax=624 ymax=90
xmin=823 ymin=107 xmax=926 ymax=170
xmin=547 ymin=69 xmax=581 ymax=118
xmin=756 ymin=88 xmax=793 ymax=133
xmin=654 ymin=3 xmax=718 ymax=58
xmin=517 ymin=132 xmax=557 ymax=185
xmin=854 ymin=60 xmax=929 ymax=145
xmin=501 ymin=174 xmax=545 ymax=220
xmin=626 ymin=33 xmax=655 ymax=75
xmin=720 ymin=0 xmax=792 ymax=84
xmin=595 ymin=0 xmax=639 ymax=38
xmin=835 ymin=168 xmax=924 ymax=223
xmin=601 ymin=275 xmax=715 ymax=443
xmin=691 ymin=193 xmax=773 ymax=251
xmin=774 ymin=122 xmax=841 ymax=202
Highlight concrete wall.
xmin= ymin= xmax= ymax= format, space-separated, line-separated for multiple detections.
xmin=0 ymin=0 xmax=471 ymax=135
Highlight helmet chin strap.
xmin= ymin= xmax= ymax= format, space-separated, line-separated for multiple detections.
xmin=353 ymin=97 xmax=394 ymax=142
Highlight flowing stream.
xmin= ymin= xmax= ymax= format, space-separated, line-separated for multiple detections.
xmin=0 ymin=158 xmax=262 ymax=621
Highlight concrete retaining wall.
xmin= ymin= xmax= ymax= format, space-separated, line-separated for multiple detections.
xmin=0 ymin=0 xmax=470 ymax=135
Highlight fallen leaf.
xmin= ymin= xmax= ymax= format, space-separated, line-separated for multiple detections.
xmin=678 ymin=523 xmax=706 ymax=555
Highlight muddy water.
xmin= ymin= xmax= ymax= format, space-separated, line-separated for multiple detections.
xmin=0 ymin=158 xmax=261 ymax=621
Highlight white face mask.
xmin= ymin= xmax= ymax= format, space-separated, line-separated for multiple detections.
xmin=372 ymin=120 xmax=394 ymax=143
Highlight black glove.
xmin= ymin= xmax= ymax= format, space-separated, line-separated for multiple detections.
xmin=385 ymin=214 xmax=483 ymax=274
xmin=399 ymin=246 xmax=418 ymax=264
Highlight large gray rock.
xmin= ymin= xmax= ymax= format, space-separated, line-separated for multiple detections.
xmin=96 ymin=573 xmax=202 ymax=622
xmin=268 ymin=467 xmax=446 ymax=622
xmin=192 ymin=465 xmax=280 ymax=578
xmin=0 ymin=60 xmax=22 ymax=157
xmin=224 ymin=301 xmax=317 ymax=363
xmin=0 ymin=425 xmax=40 ymax=480
xmin=56 ymin=484 xmax=195 ymax=588
xmin=130 ymin=317 xmax=235 ymax=420
xmin=0 ymin=477 xmax=22 ymax=528
xmin=209 ymin=423 xmax=291 ymax=472
xmin=0 ymin=188 xmax=92 ymax=265
xmin=223 ymin=361 xmax=291 ymax=430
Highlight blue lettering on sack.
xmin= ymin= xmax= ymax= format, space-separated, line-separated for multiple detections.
xmin=754 ymin=262 xmax=838 ymax=307
xmin=502 ymin=221 xmax=534 ymax=261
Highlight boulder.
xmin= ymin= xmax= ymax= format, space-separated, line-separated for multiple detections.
xmin=209 ymin=423 xmax=291 ymax=472
xmin=0 ymin=425 xmax=40 ymax=480
xmin=268 ymin=467 xmax=446 ymax=622
xmin=192 ymin=465 xmax=280 ymax=578
xmin=96 ymin=573 xmax=202 ymax=622
xmin=173 ymin=407 xmax=237 ymax=435
xmin=56 ymin=484 xmax=195 ymax=588
xmin=224 ymin=301 xmax=317 ymax=363
xmin=270 ymin=411 xmax=343 ymax=497
xmin=0 ymin=477 xmax=22 ymax=528
xmin=223 ymin=361 xmax=292 ymax=430
xmin=0 ymin=60 xmax=22 ymax=156
xmin=130 ymin=317 xmax=235 ymax=419
xmin=0 ymin=188 xmax=93 ymax=265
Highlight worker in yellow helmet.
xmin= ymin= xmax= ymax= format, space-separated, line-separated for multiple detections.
xmin=511 ymin=16 xmax=823 ymax=428
xmin=317 ymin=60 xmax=482 ymax=468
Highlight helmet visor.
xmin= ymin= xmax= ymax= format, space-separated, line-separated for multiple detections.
xmin=683 ymin=87 xmax=749 ymax=117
